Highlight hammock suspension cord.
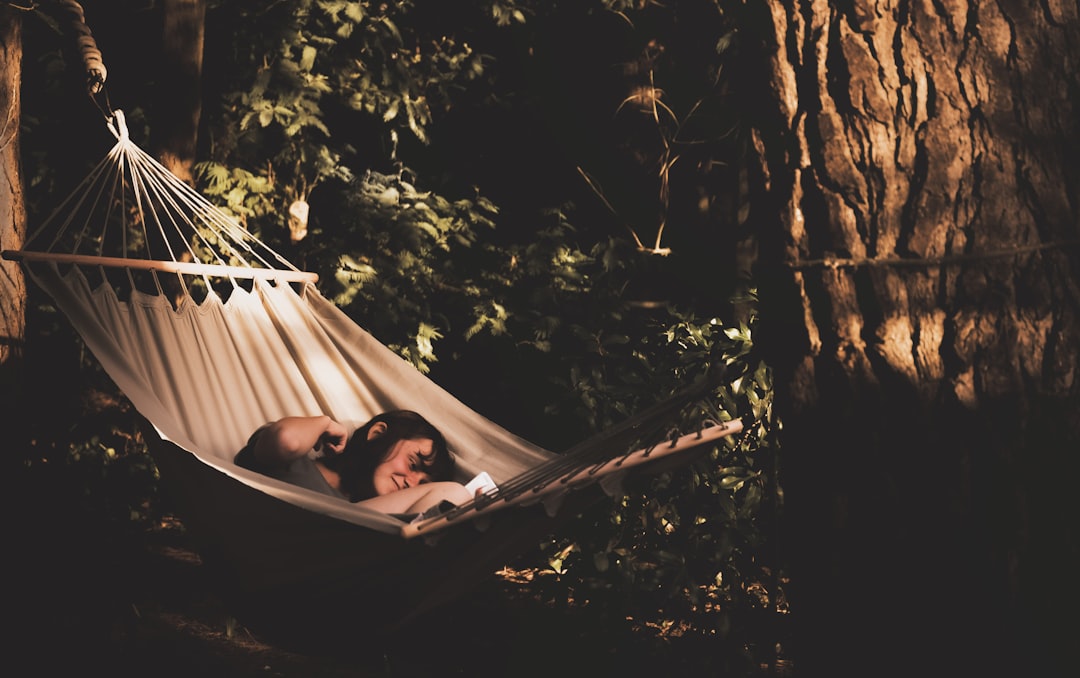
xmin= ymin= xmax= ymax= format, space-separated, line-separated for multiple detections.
xmin=11 ymin=110 xmax=318 ymax=286
xmin=55 ymin=0 xmax=107 ymax=96
xmin=406 ymin=365 xmax=751 ymax=537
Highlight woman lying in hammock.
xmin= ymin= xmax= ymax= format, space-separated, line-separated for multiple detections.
xmin=235 ymin=410 xmax=474 ymax=515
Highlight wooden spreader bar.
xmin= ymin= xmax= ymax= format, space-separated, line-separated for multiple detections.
xmin=3 ymin=250 xmax=319 ymax=284
xmin=400 ymin=417 xmax=746 ymax=539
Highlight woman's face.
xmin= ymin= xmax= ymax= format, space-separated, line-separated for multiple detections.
xmin=371 ymin=437 xmax=436 ymax=496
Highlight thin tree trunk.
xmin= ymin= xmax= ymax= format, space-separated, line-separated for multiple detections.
xmin=744 ymin=1 xmax=1080 ymax=675
xmin=0 ymin=5 xmax=27 ymax=444
xmin=154 ymin=0 xmax=206 ymax=182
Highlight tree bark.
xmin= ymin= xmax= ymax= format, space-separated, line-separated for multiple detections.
xmin=154 ymin=0 xmax=206 ymax=182
xmin=745 ymin=1 xmax=1080 ymax=675
xmin=0 ymin=5 xmax=27 ymax=444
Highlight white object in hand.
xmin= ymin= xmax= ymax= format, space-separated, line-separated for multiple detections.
xmin=464 ymin=471 xmax=497 ymax=495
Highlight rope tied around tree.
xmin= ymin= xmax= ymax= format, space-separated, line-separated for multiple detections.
xmin=55 ymin=0 xmax=105 ymax=92
xmin=48 ymin=0 xmax=108 ymax=101
xmin=787 ymin=238 xmax=1080 ymax=271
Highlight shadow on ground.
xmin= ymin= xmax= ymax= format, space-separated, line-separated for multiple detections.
xmin=9 ymin=505 xmax=789 ymax=678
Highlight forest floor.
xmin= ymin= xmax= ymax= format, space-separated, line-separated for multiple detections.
xmin=9 ymin=508 xmax=794 ymax=678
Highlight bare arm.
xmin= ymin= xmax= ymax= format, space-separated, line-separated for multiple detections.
xmin=356 ymin=481 xmax=474 ymax=514
xmin=250 ymin=415 xmax=348 ymax=465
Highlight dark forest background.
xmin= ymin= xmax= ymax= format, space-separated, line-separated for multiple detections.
xmin=5 ymin=2 xmax=1079 ymax=677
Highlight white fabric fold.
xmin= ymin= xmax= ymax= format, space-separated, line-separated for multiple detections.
xmin=29 ymin=262 xmax=556 ymax=533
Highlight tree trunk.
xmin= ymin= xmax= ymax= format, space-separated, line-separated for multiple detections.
xmin=154 ymin=0 xmax=206 ymax=182
xmin=0 ymin=5 xmax=27 ymax=444
xmin=745 ymin=2 xmax=1080 ymax=675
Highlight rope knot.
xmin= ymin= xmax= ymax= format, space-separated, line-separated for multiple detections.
xmin=106 ymin=109 xmax=129 ymax=142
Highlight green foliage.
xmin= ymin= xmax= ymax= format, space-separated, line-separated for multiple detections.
xmin=540 ymin=312 xmax=780 ymax=632
xmin=193 ymin=4 xmax=782 ymax=661
xmin=20 ymin=0 xmax=782 ymax=669
xmin=16 ymin=329 xmax=163 ymax=536
xmin=310 ymin=167 xmax=501 ymax=370
xmin=195 ymin=0 xmax=495 ymax=239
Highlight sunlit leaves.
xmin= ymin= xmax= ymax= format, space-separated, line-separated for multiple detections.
xmin=490 ymin=1 xmax=528 ymax=26
xmin=185 ymin=0 xmax=778 ymax=660
xmin=312 ymin=166 xmax=505 ymax=369
xmin=547 ymin=542 xmax=577 ymax=575
xmin=317 ymin=0 xmax=365 ymax=24
xmin=406 ymin=322 xmax=443 ymax=372
xmin=465 ymin=301 xmax=508 ymax=339
xmin=198 ymin=0 xmax=499 ymax=241
xmin=516 ymin=274 xmax=778 ymax=658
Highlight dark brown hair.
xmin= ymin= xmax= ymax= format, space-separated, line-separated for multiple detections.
xmin=323 ymin=410 xmax=453 ymax=502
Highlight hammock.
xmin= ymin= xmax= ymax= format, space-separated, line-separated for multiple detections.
xmin=5 ymin=110 xmax=746 ymax=647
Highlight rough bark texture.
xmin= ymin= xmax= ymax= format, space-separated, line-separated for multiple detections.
xmin=0 ymin=6 xmax=27 ymax=437
xmin=746 ymin=1 xmax=1080 ymax=675
xmin=153 ymin=0 xmax=206 ymax=182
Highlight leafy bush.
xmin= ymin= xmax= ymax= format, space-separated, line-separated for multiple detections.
xmin=19 ymin=0 xmax=786 ymax=670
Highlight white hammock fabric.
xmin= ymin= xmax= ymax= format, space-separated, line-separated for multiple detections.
xmin=10 ymin=110 xmax=744 ymax=541
xmin=18 ymin=111 xmax=558 ymax=535
xmin=30 ymin=263 xmax=559 ymax=533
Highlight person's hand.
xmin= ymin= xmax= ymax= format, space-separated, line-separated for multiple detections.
xmin=317 ymin=418 xmax=348 ymax=455
xmin=253 ymin=415 xmax=348 ymax=464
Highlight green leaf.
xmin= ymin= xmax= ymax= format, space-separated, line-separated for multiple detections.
xmin=300 ymin=45 xmax=317 ymax=71
xmin=344 ymin=1 xmax=365 ymax=22
xmin=383 ymin=98 xmax=400 ymax=122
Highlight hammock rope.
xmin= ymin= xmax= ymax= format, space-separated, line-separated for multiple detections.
xmin=408 ymin=416 xmax=747 ymax=537
xmin=55 ymin=0 xmax=107 ymax=95
xmin=406 ymin=359 xmax=747 ymax=536
xmin=13 ymin=110 xmax=317 ymax=285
